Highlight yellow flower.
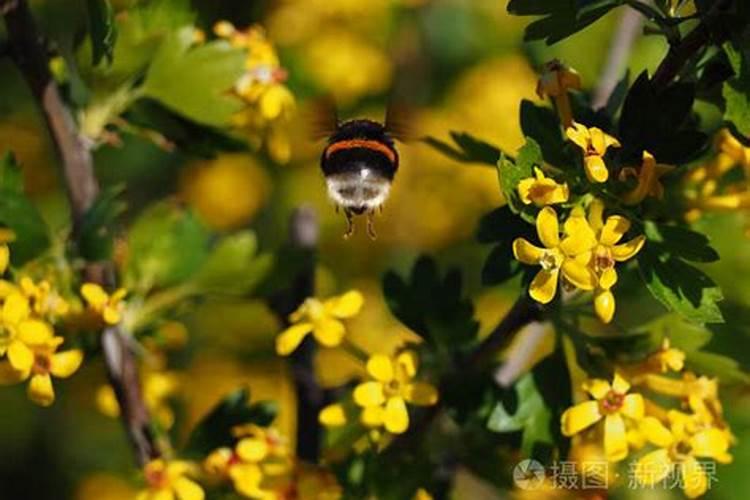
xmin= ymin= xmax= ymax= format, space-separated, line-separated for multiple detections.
xmin=620 ymin=151 xmax=675 ymax=205
xmin=575 ymin=200 xmax=645 ymax=323
xmin=561 ymin=372 xmax=644 ymax=461
xmin=648 ymin=338 xmax=685 ymax=373
xmin=319 ymin=403 xmax=348 ymax=427
xmin=139 ymin=459 xmax=204 ymax=500
xmin=0 ymin=321 xmax=83 ymax=406
xmin=19 ymin=277 xmax=69 ymax=319
xmin=0 ymin=292 xmax=33 ymax=356
xmin=97 ymin=370 xmax=180 ymax=429
xmin=0 ymin=227 xmax=15 ymax=274
xmin=634 ymin=412 xmax=733 ymax=498
xmin=352 ymin=350 xmax=438 ymax=434
xmin=517 ymin=167 xmax=569 ymax=207
xmin=716 ymin=128 xmax=750 ymax=168
xmin=512 ymin=207 xmax=597 ymax=304
xmin=204 ymin=425 xmax=289 ymax=499
xmin=566 ymin=122 xmax=621 ymax=183
xmin=536 ymin=59 xmax=581 ymax=128
xmin=275 ymin=290 xmax=364 ymax=355
xmin=81 ymin=283 xmax=127 ymax=325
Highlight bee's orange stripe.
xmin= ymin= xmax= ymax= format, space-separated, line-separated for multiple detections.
xmin=325 ymin=139 xmax=396 ymax=163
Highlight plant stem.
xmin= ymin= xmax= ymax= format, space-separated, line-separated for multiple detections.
xmin=1 ymin=0 xmax=159 ymax=466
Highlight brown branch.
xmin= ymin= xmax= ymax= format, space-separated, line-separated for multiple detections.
xmin=1 ymin=0 xmax=159 ymax=466
xmin=651 ymin=0 xmax=733 ymax=91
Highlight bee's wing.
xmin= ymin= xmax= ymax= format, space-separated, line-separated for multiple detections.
xmin=303 ymin=95 xmax=339 ymax=141
xmin=384 ymin=100 xmax=417 ymax=143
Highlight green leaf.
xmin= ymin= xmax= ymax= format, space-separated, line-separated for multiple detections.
xmin=487 ymin=374 xmax=553 ymax=456
xmin=422 ymin=131 xmax=501 ymax=165
xmin=478 ymin=207 xmax=535 ymax=285
xmin=644 ymin=222 xmax=720 ymax=263
xmin=521 ymin=2 xmax=619 ymax=45
xmin=519 ymin=100 xmax=567 ymax=167
xmin=142 ymin=28 xmax=246 ymax=127
xmin=0 ymin=152 xmax=24 ymax=193
xmin=686 ymin=351 xmax=750 ymax=384
xmin=723 ymin=42 xmax=750 ymax=139
xmin=638 ymin=246 xmax=724 ymax=324
xmin=637 ymin=314 xmax=713 ymax=352
xmin=383 ymin=256 xmax=479 ymax=350
xmin=498 ymin=138 xmax=540 ymax=216
xmin=191 ymin=231 xmax=274 ymax=295
xmin=183 ymin=388 xmax=277 ymax=457
xmin=86 ymin=0 xmax=117 ymax=66
xmin=79 ymin=185 xmax=127 ymax=261
xmin=125 ymin=203 xmax=210 ymax=290
xmin=0 ymin=156 xmax=49 ymax=264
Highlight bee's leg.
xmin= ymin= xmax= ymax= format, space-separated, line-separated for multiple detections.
xmin=343 ymin=209 xmax=355 ymax=239
xmin=366 ymin=210 xmax=377 ymax=240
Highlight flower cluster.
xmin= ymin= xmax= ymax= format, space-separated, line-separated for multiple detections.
xmin=213 ymin=21 xmax=296 ymax=164
xmin=561 ymin=341 xmax=734 ymax=498
xmin=513 ymin=201 xmax=644 ymax=322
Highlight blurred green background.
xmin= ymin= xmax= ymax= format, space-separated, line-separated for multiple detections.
xmin=0 ymin=0 xmax=749 ymax=498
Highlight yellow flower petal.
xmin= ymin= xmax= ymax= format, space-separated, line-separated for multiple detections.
xmin=319 ymin=404 xmax=347 ymax=427
xmin=566 ymin=122 xmax=590 ymax=151
xmin=611 ymin=372 xmax=630 ymax=393
xmin=366 ymin=354 xmax=394 ymax=383
xmin=561 ymin=258 xmax=597 ymax=290
xmin=561 ymin=401 xmax=602 ymax=436
xmin=3 ymin=292 xmax=29 ymax=324
xmin=396 ymin=350 xmax=419 ymax=378
xmin=537 ymin=207 xmax=559 ymax=249
xmin=680 ymin=456 xmax=708 ymax=499
xmin=360 ymin=405 xmax=384 ymax=428
xmin=275 ymin=322 xmax=313 ymax=355
xmin=229 ymin=463 xmax=264 ymax=498
xmin=324 ymin=290 xmax=364 ymax=318
xmin=583 ymin=378 xmax=611 ymax=400
xmin=173 ymin=477 xmax=204 ymax=500
xmin=17 ymin=319 xmax=54 ymax=345
xmin=561 ymin=214 xmax=597 ymax=256
xmin=0 ymin=245 xmax=8 ymax=274
xmin=588 ymin=199 xmax=605 ymax=232
xmin=611 ymin=236 xmax=645 ymax=262
xmin=512 ymin=239 xmax=544 ymax=265
xmin=690 ymin=428 xmax=731 ymax=460
xmin=604 ymin=413 xmax=628 ymax=462
xmin=81 ymin=283 xmax=109 ymax=309
xmin=621 ymin=393 xmax=644 ymax=420
xmin=529 ymin=268 xmax=559 ymax=304
xmin=313 ymin=318 xmax=346 ymax=347
xmin=50 ymin=350 xmax=83 ymax=378
xmin=236 ymin=437 xmax=269 ymax=462
xmin=639 ymin=416 xmax=673 ymax=448
xmin=600 ymin=216 xmax=630 ymax=246
xmin=28 ymin=373 xmax=55 ymax=406
xmin=584 ymin=155 xmax=609 ymax=183
xmin=103 ymin=306 xmax=122 ymax=325
xmin=634 ymin=448 xmax=673 ymax=486
xmin=594 ymin=289 xmax=615 ymax=323
xmin=7 ymin=340 xmax=33 ymax=374
xmin=383 ymin=397 xmax=409 ymax=434
xmin=353 ymin=381 xmax=385 ymax=407
xmin=404 ymin=382 xmax=438 ymax=406
xmin=599 ymin=267 xmax=618 ymax=290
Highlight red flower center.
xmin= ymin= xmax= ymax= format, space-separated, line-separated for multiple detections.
xmin=601 ymin=390 xmax=624 ymax=413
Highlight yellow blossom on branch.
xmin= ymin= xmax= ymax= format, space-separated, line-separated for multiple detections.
xmin=574 ymin=200 xmax=645 ymax=323
xmin=566 ymin=122 xmax=621 ymax=183
xmin=620 ymin=151 xmax=674 ymax=205
xmin=19 ymin=277 xmax=69 ymax=319
xmin=350 ymin=350 xmax=438 ymax=434
xmin=634 ymin=411 xmax=733 ymax=498
xmin=536 ymin=59 xmax=581 ymax=128
xmin=81 ymin=283 xmax=127 ymax=325
xmin=138 ymin=459 xmax=204 ymax=500
xmin=275 ymin=290 xmax=364 ymax=355
xmin=0 ymin=320 xmax=82 ymax=406
xmin=512 ymin=207 xmax=597 ymax=304
xmin=0 ymin=291 xmax=34 ymax=356
xmin=561 ymin=372 xmax=644 ymax=461
xmin=517 ymin=167 xmax=569 ymax=207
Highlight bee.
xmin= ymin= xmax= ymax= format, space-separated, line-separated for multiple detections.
xmin=317 ymin=103 xmax=409 ymax=239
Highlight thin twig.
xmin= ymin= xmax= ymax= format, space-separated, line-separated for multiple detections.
xmin=1 ymin=0 xmax=159 ymax=466
xmin=592 ymin=7 xmax=644 ymax=109
xmin=268 ymin=206 xmax=324 ymax=462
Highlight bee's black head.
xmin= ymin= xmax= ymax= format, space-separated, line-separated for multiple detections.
xmin=329 ymin=119 xmax=395 ymax=147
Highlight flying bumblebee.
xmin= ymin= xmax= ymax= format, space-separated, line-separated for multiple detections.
xmin=317 ymin=104 xmax=408 ymax=239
